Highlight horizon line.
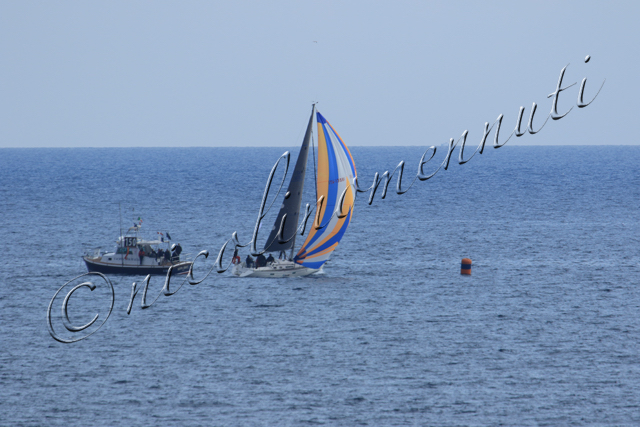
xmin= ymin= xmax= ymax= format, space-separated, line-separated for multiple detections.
xmin=1 ymin=144 xmax=638 ymax=149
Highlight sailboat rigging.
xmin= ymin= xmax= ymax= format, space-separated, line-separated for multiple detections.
xmin=233 ymin=105 xmax=357 ymax=278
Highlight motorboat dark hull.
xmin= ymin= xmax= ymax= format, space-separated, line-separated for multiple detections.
xmin=83 ymin=257 xmax=191 ymax=276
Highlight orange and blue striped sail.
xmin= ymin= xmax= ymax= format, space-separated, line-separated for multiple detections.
xmin=294 ymin=111 xmax=357 ymax=269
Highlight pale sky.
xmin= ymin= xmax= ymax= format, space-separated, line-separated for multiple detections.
xmin=0 ymin=1 xmax=636 ymax=148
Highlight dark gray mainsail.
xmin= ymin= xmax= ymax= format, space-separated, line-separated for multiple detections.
xmin=263 ymin=107 xmax=314 ymax=255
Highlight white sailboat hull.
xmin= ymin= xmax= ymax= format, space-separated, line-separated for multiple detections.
xmin=232 ymin=260 xmax=317 ymax=278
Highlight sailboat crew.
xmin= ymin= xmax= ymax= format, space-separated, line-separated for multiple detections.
xmin=245 ymin=255 xmax=255 ymax=268
xmin=256 ymin=253 xmax=267 ymax=268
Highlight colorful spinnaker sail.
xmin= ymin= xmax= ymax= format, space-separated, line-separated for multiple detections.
xmin=294 ymin=111 xmax=356 ymax=269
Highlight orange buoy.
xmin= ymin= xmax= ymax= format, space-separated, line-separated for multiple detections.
xmin=461 ymin=258 xmax=472 ymax=275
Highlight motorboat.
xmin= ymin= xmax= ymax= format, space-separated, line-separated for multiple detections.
xmin=83 ymin=225 xmax=191 ymax=275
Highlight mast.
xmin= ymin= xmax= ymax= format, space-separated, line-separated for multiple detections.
xmin=263 ymin=104 xmax=315 ymax=258
xmin=311 ymin=104 xmax=318 ymax=211
xmin=289 ymin=104 xmax=315 ymax=260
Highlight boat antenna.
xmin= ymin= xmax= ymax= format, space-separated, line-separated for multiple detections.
xmin=119 ymin=203 xmax=123 ymax=267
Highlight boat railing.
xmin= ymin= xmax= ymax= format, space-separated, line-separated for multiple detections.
xmin=83 ymin=247 xmax=101 ymax=258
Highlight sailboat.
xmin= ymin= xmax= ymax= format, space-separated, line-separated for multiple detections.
xmin=233 ymin=105 xmax=357 ymax=278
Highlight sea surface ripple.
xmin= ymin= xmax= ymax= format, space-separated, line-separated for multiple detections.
xmin=1 ymin=146 xmax=639 ymax=426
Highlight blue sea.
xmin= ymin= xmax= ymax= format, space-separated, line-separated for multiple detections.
xmin=1 ymin=146 xmax=639 ymax=426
